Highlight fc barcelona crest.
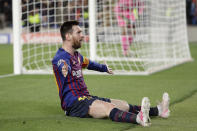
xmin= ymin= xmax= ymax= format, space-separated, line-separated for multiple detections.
xmin=62 ymin=62 xmax=68 ymax=77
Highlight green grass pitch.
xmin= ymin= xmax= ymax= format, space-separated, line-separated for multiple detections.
xmin=0 ymin=43 xmax=197 ymax=131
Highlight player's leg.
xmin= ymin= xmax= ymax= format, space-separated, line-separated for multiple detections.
xmin=111 ymin=98 xmax=159 ymax=116
xmin=128 ymin=92 xmax=170 ymax=118
xmin=89 ymin=98 xmax=151 ymax=126
xmin=110 ymin=99 xmax=129 ymax=111
xmin=89 ymin=100 xmax=139 ymax=125
xmin=121 ymin=25 xmax=130 ymax=56
xmin=116 ymin=16 xmax=130 ymax=56
xmin=88 ymin=99 xmax=115 ymax=118
xmin=128 ymin=24 xmax=135 ymax=46
xmin=121 ymin=23 xmax=135 ymax=56
xmin=128 ymin=104 xmax=159 ymax=116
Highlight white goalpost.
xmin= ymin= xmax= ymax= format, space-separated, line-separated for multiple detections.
xmin=13 ymin=0 xmax=22 ymax=75
xmin=13 ymin=0 xmax=192 ymax=75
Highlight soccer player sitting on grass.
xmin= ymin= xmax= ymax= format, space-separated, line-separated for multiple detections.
xmin=52 ymin=21 xmax=170 ymax=126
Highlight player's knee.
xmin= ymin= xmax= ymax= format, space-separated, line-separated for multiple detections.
xmin=108 ymin=103 xmax=116 ymax=109
xmin=111 ymin=99 xmax=129 ymax=111
xmin=89 ymin=100 xmax=115 ymax=118
xmin=121 ymin=100 xmax=129 ymax=110
xmin=122 ymin=100 xmax=129 ymax=107
xmin=106 ymin=103 xmax=116 ymax=116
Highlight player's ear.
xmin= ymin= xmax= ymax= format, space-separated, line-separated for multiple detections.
xmin=65 ymin=33 xmax=72 ymax=40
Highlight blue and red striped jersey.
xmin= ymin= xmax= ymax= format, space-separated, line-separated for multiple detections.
xmin=52 ymin=48 xmax=108 ymax=111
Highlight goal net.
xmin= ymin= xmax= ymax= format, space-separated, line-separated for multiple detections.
xmin=13 ymin=0 xmax=192 ymax=75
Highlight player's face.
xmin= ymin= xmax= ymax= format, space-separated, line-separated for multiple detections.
xmin=71 ymin=25 xmax=84 ymax=49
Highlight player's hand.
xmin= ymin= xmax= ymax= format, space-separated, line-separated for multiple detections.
xmin=104 ymin=61 xmax=113 ymax=75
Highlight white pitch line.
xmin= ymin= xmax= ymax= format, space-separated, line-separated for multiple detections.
xmin=0 ymin=74 xmax=17 ymax=78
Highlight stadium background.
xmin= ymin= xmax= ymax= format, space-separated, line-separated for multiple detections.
xmin=0 ymin=0 xmax=197 ymax=131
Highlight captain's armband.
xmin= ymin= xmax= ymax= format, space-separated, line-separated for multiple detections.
xmin=82 ymin=57 xmax=89 ymax=68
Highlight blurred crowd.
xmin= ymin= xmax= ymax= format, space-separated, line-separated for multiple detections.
xmin=0 ymin=0 xmax=197 ymax=30
xmin=21 ymin=0 xmax=89 ymax=32
xmin=186 ymin=0 xmax=197 ymax=25
xmin=0 ymin=0 xmax=12 ymax=29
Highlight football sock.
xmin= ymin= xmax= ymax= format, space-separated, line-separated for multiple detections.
xmin=109 ymin=108 xmax=137 ymax=124
xmin=128 ymin=104 xmax=141 ymax=114
xmin=129 ymin=104 xmax=159 ymax=116
xmin=149 ymin=107 xmax=159 ymax=116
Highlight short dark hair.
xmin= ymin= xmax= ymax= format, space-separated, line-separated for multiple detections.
xmin=60 ymin=21 xmax=79 ymax=41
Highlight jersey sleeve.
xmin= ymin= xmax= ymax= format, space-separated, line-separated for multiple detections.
xmin=87 ymin=60 xmax=108 ymax=72
xmin=53 ymin=58 xmax=71 ymax=78
xmin=80 ymin=54 xmax=107 ymax=72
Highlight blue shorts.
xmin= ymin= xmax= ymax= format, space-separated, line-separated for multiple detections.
xmin=65 ymin=96 xmax=111 ymax=118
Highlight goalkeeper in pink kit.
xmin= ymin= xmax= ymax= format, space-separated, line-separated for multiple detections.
xmin=115 ymin=0 xmax=144 ymax=56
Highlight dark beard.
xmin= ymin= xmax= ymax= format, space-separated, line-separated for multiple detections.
xmin=72 ymin=42 xmax=81 ymax=49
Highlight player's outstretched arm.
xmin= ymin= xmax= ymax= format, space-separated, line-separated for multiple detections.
xmin=81 ymin=55 xmax=113 ymax=74
xmin=104 ymin=61 xmax=113 ymax=75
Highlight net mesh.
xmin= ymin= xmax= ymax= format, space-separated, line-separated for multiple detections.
xmin=20 ymin=0 xmax=192 ymax=75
